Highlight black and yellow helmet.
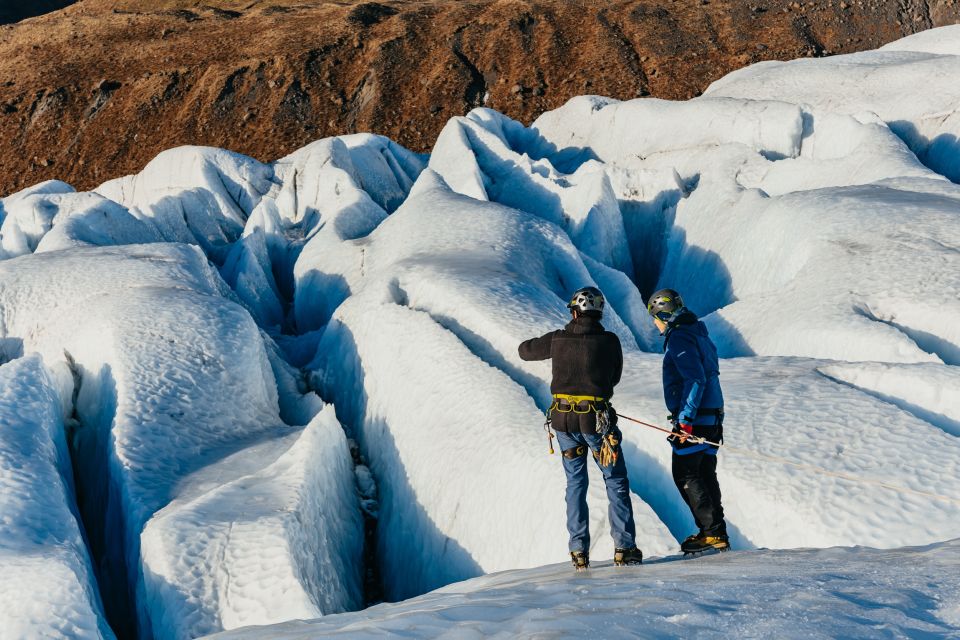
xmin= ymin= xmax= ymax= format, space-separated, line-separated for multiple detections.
xmin=647 ymin=288 xmax=684 ymax=321
xmin=567 ymin=286 xmax=605 ymax=314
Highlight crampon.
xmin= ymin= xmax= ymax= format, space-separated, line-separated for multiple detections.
xmin=681 ymin=534 xmax=730 ymax=557
xmin=570 ymin=550 xmax=589 ymax=571
xmin=613 ymin=547 xmax=643 ymax=566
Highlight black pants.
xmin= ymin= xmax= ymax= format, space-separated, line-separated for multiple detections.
xmin=672 ymin=451 xmax=727 ymax=537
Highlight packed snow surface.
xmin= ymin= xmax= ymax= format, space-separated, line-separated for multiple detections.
xmin=210 ymin=540 xmax=960 ymax=640
xmin=1 ymin=25 xmax=959 ymax=640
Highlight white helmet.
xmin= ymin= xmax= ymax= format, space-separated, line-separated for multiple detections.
xmin=567 ymin=286 xmax=605 ymax=314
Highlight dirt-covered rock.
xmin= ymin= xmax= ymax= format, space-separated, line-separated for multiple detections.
xmin=0 ymin=0 xmax=957 ymax=195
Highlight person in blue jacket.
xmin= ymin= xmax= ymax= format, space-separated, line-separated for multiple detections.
xmin=647 ymin=288 xmax=729 ymax=554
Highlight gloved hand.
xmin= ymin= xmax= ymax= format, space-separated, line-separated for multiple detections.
xmin=677 ymin=422 xmax=694 ymax=443
xmin=598 ymin=432 xmax=620 ymax=467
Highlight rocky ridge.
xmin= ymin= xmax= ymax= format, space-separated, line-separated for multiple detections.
xmin=1 ymin=0 xmax=958 ymax=195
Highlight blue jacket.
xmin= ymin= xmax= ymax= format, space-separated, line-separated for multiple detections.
xmin=662 ymin=312 xmax=723 ymax=452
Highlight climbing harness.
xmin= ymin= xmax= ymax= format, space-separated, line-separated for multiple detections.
xmin=544 ymin=394 xmax=620 ymax=467
xmin=615 ymin=411 xmax=960 ymax=507
xmin=545 ymin=394 xmax=611 ymax=454
xmin=550 ymin=393 xmax=608 ymax=414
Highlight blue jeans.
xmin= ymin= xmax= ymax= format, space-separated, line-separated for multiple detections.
xmin=556 ymin=430 xmax=636 ymax=552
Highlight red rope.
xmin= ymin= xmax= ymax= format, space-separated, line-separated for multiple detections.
xmin=615 ymin=412 xmax=723 ymax=448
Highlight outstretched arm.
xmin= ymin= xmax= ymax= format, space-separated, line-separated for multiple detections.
xmin=518 ymin=331 xmax=557 ymax=361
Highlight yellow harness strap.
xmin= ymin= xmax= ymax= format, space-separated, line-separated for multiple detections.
xmin=553 ymin=393 xmax=606 ymax=403
xmin=545 ymin=394 xmax=618 ymax=465
xmin=549 ymin=393 xmax=608 ymax=415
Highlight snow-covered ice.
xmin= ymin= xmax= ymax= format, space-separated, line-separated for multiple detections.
xmin=819 ymin=361 xmax=960 ymax=437
xmin=1 ymin=24 xmax=959 ymax=640
xmin=430 ymin=108 xmax=635 ymax=275
xmin=0 ymin=189 xmax=161 ymax=259
xmin=0 ymin=355 xmax=114 ymax=639
xmin=285 ymin=135 xmax=426 ymax=333
xmin=140 ymin=406 xmax=363 ymax=640
xmin=210 ymin=540 xmax=960 ymax=640
xmin=532 ymin=95 xmax=804 ymax=165
xmin=613 ymin=353 xmax=960 ymax=551
xmin=657 ymin=176 xmax=960 ymax=362
xmin=95 ymin=146 xmax=274 ymax=259
xmin=0 ymin=244 xmax=362 ymax=638
xmin=516 ymin=90 xmax=960 ymax=366
xmin=705 ymin=24 xmax=960 ymax=181
xmin=307 ymin=171 xmax=677 ymax=601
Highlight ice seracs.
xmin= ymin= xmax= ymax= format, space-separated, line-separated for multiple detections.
xmin=95 ymin=146 xmax=274 ymax=257
xmin=141 ymin=407 xmax=363 ymax=640
xmin=430 ymin=107 xmax=635 ymax=276
xmin=0 ymin=244 xmax=363 ymax=638
xmin=308 ymin=170 xmax=677 ymax=600
xmin=439 ymin=76 xmax=960 ymax=365
xmin=705 ymin=24 xmax=960 ymax=181
xmin=284 ymin=136 xmax=425 ymax=334
xmin=0 ymin=24 xmax=959 ymax=640
xmin=0 ymin=355 xmax=114 ymax=639
xmin=531 ymin=95 xmax=805 ymax=163
xmin=0 ymin=188 xmax=160 ymax=259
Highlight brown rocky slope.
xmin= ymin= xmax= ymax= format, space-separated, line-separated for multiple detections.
xmin=1 ymin=0 xmax=958 ymax=196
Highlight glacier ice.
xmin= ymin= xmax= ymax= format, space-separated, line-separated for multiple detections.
xmin=0 ymin=245 xmax=362 ymax=638
xmin=308 ymin=170 xmax=677 ymax=600
xmin=0 ymin=355 xmax=114 ymax=639
xmin=706 ymin=24 xmax=960 ymax=181
xmin=0 ymin=24 xmax=959 ymax=640
xmin=211 ymin=540 xmax=960 ymax=640
xmin=140 ymin=407 xmax=363 ymax=639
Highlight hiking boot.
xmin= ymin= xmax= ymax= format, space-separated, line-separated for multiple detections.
xmin=681 ymin=533 xmax=730 ymax=554
xmin=570 ymin=550 xmax=590 ymax=571
xmin=680 ymin=533 xmax=700 ymax=550
xmin=613 ymin=546 xmax=643 ymax=566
